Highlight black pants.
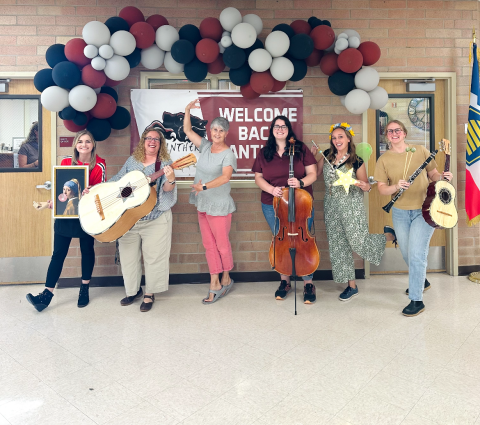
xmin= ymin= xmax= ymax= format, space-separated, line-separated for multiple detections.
xmin=45 ymin=232 xmax=95 ymax=288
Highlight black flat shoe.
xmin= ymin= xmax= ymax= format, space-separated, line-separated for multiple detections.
xmin=384 ymin=225 xmax=398 ymax=248
xmin=406 ymin=279 xmax=431 ymax=295
xmin=140 ymin=294 xmax=154 ymax=312
xmin=120 ymin=287 xmax=143 ymax=306
xmin=402 ymin=300 xmax=425 ymax=317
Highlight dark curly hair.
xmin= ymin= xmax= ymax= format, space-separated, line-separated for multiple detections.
xmin=263 ymin=116 xmax=305 ymax=162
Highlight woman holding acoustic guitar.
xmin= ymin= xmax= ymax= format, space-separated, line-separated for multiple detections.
xmin=110 ymin=126 xmax=176 ymax=312
xmin=374 ymin=120 xmax=452 ymax=317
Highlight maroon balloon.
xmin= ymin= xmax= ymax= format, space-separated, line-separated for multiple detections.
xmin=290 ymin=20 xmax=311 ymax=35
xmin=64 ymin=119 xmax=87 ymax=132
xmin=310 ymin=25 xmax=335 ymax=50
xmin=81 ymin=65 xmax=106 ymax=89
xmin=319 ymin=52 xmax=339 ymax=76
xmin=305 ymin=48 xmax=323 ymax=67
xmin=199 ymin=17 xmax=223 ymax=42
xmin=119 ymin=6 xmax=145 ymax=27
xmin=337 ymin=48 xmax=363 ymax=73
xmin=195 ymin=38 xmax=219 ymax=64
xmin=240 ymin=82 xmax=260 ymax=99
xmin=64 ymin=38 xmax=89 ymax=68
xmin=270 ymin=79 xmax=286 ymax=92
xmin=146 ymin=14 xmax=168 ymax=31
xmin=357 ymin=41 xmax=381 ymax=66
xmin=90 ymin=93 xmax=117 ymax=119
xmin=250 ymin=71 xmax=274 ymax=94
xmin=208 ymin=54 xmax=225 ymax=74
xmin=104 ymin=77 xmax=122 ymax=87
xmin=130 ymin=22 xmax=155 ymax=49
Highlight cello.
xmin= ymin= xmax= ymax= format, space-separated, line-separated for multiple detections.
xmin=269 ymin=136 xmax=320 ymax=314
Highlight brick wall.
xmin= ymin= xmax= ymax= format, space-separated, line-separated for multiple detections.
xmin=1 ymin=0 xmax=479 ymax=278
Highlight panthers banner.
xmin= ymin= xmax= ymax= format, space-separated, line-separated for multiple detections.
xmin=130 ymin=89 xmax=303 ymax=177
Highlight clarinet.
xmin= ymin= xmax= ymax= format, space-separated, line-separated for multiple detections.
xmin=382 ymin=150 xmax=438 ymax=213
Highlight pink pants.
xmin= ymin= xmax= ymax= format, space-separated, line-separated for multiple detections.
xmin=198 ymin=212 xmax=234 ymax=274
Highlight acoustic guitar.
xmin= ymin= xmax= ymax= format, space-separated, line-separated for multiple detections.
xmin=422 ymin=139 xmax=458 ymax=229
xmin=78 ymin=153 xmax=196 ymax=242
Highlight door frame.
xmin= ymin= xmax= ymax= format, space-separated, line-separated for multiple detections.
xmin=363 ymin=72 xmax=458 ymax=277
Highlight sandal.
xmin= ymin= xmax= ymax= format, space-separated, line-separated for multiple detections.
xmin=140 ymin=294 xmax=155 ymax=312
xmin=202 ymin=287 xmax=224 ymax=305
xmin=384 ymin=225 xmax=398 ymax=248
xmin=220 ymin=279 xmax=234 ymax=298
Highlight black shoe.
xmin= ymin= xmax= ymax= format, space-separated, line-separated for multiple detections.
xmin=406 ymin=279 xmax=431 ymax=295
xmin=402 ymin=300 xmax=425 ymax=316
xmin=275 ymin=280 xmax=291 ymax=300
xmin=303 ymin=283 xmax=316 ymax=304
xmin=77 ymin=283 xmax=89 ymax=308
xmin=120 ymin=287 xmax=143 ymax=306
xmin=384 ymin=225 xmax=398 ymax=247
xmin=26 ymin=289 xmax=54 ymax=312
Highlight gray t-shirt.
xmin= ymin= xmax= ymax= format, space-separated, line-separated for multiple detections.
xmin=189 ymin=138 xmax=237 ymax=216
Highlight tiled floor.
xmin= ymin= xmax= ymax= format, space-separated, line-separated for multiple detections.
xmin=1 ymin=273 xmax=480 ymax=425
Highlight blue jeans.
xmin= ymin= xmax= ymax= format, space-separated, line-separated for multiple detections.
xmin=262 ymin=203 xmax=315 ymax=281
xmin=391 ymin=207 xmax=435 ymax=302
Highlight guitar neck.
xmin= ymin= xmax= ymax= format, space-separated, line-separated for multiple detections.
xmin=147 ymin=168 xmax=165 ymax=183
xmin=444 ymin=153 xmax=450 ymax=173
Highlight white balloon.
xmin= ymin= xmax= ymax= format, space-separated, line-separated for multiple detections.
xmin=335 ymin=38 xmax=348 ymax=51
xmin=334 ymin=47 xmax=342 ymax=55
xmin=340 ymin=95 xmax=346 ymax=106
xmin=218 ymin=42 xmax=225 ymax=54
xmin=84 ymin=45 xmax=98 ymax=59
xmin=140 ymin=44 xmax=165 ymax=69
xmin=104 ymin=55 xmax=130 ymax=81
xmin=99 ymin=44 xmax=114 ymax=59
xmin=41 ymin=86 xmax=69 ymax=112
xmin=222 ymin=31 xmax=231 ymax=37
xmin=164 ymin=51 xmax=184 ymax=74
xmin=345 ymin=89 xmax=371 ymax=114
xmin=219 ymin=7 xmax=242 ymax=32
xmin=82 ymin=21 xmax=110 ymax=48
xmin=348 ymin=36 xmax=360 ymax=48
xmin=368 ymin=86 xmax=389 ymax=110
xmin=221 ymin=35 xmax=232 ymax=48
xmin=69 ymin=85 xmax=97 ymax=112
xmin=248 ymin=48 xmax=272 ymax=72
xmin=344 ymin=29 xmax=361 ymax=41
xmin=109 ymin=30 xmax=136 ymax=56
xmin=265 ymin=31 xmax=290 ymax=58
xmin=91 ymin=56 xmax=106 ymax=71
xmin=337 ymin=33 xmax=348 ymax=40
xmin=270 ymin=57 xmax=294 ymax=82
xmin=155 ymin=25 xmax=179 ymax=51
xmin=243 ymin=14 xmax=263 ymax=35
xmin=231 ymin=22 xmax=257 ymax=49
xmin=355 ymin=66 xmax=380 ymax=92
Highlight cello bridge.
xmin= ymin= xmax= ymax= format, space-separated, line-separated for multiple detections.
xmin=287 ymin=232 xmax=298 ymax=236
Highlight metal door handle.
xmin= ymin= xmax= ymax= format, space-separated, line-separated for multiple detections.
xmin=36 ymin=181 xmax=51 ymax=190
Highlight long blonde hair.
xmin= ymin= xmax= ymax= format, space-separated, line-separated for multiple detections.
xmin=72 ymin=130 xmax=97 ymax=169
xmin=133 ymin=129 xmax=170 ymax=163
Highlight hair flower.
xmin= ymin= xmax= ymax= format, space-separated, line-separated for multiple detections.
xmin=329 ymin=122 xmax=355 ymax=139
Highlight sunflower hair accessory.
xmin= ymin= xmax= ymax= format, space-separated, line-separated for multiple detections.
xmin=329 ymin=122 xmax=355 ymax=139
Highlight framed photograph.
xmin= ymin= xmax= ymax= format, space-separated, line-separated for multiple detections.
xmin=12 ymin=137 xmax=24 ymax=151
xmin=52 ymin=166 xmax=89 ymax=219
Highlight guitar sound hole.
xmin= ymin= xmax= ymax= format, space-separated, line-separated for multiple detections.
xmin=439 ymin=188 xmax=451 ymax=204
xmin=121 ymin=187 xmax=133 ymax=198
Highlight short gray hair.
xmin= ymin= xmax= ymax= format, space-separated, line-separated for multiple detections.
xmin=210 ymin=117 xmax=230 ymax=132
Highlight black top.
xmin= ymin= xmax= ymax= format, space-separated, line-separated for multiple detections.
xmin=324 ymin=149 xmax=364 ymax=171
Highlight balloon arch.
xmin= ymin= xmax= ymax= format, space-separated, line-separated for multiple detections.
xmin=34 ymin=6 xmax=387 ymax=141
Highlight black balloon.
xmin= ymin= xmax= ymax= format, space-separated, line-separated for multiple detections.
xmin=125 ymin=48 xmax=141 ymax=68
xmin=87 ymin=118 xmax=112 ymax=141
xmin=289 ymin=58 xmax=308 ymax=82
xmin=244 ymin=39 xmax=264 ymax=57
xmin=179 ymin=24 xmax=202 ymax=46
xmin=307 ymin=16 xmax=318 ymax=26
xmin=272 ymin=23 xmax=295 ymax=39
xmin=73 ymin=112 xmax=88 ymax=126
xmin=310 ymin=18 xmax=322 ymax=29
xmin=184 ymin=58 xmax=208 ymax=83
xmin=322 ymin=20 xmax=331 ymax=27
xmin=34 ymin=68 xmax=55 ymax=92
xmin=108 ymin=106 xmax=131 ymax=130
xmin=100 ymin=86 xmax=118 ymax=103
xmin=46 ymin=44 xmax=67 ymax=68
xmin=62 ymin=106 xmax=77 ymax=121
xmin=288 ymin=34 xmax=314 ymax=60
xmin=171 ymin=40 xmax=195 ymax=64
xmin=222 ymin=45 xmax=245 ymax=70
xmin=328 ymin=71 xmax=355 ymax=96
xmin=229 ymin=63 xmax=252 ymax=86
xmin=52 ymin=61 xmax=81 ymax=90
xmin=58 ymin=110 xmax=64 ymax=120
xmin=105 ymin=16 xmax=130 ymax=35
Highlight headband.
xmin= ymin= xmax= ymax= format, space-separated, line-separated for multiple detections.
xmin=64 ymin=180 xmax=78 ymax=196
xmin=329 ymin=122 xmax=355 ymax=139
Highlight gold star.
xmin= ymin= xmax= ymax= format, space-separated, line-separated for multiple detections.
xmin=332 ymin=168 xmax=358 ymax=194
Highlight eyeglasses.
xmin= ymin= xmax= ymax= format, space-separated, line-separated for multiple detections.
xmin=145 ymin=137 xmax=161 ymax=142
xmin=386 ymin=128 xmax=403 ymax=135
xmin=273 ymin=125 xmax=288 ymax=130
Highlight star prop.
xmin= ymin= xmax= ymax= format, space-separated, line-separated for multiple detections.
xmin=332 ymin=168 xmax=358 ymax=194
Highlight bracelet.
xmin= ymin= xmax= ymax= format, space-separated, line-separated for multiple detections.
xmin=168 ymin=180 xmax=176 ymax=185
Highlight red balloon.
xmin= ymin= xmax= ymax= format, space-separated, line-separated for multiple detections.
xmin=199 ymin=17 xmax=223 ymax=42
xmin=240 ymin=83 xmax=260 ymax=100
xmin=305 ymin=48 xmax=323 ymax=67
xmin=208 ymin=54 xmax=225 ymax=74
xmin=119 ymin=6 xmax=145 ymax=27
xmin=310 ymin=25 xmax=335 ymax=50
xmin=130 ymin=22 xmax=155 ymax=49
xmin=358 ymin=41 xmax=381 ymax=66
xmin=196 ymin=38 xmax=219 ymax=64
xmin=64 ymin=119 xmax=87 ymax=132
xmin=270 ymin=79 xmax=286 ymax=92
xmin=146 ymin=14 xmax=168 ymax=31
xmin=81 ymin=65 xmax=106 ymax=89
xmin=90 ymin=93 xmax=116 ymax=119
xmin=319 ymin=52 xmax=339 ymax=76
xmin=290 ymin=20 xmax=311 ymax=35
xmin=105 ymin=77 xmax=121 ymax=87
xmin=338 ymin=48 xmax=363 ymax=73
xmin=64 ymin=38 xmax=89 ymax=68
xmin=250 ymin=71 xmax=274 ymax=94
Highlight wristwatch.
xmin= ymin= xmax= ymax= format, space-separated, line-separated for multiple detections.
xmin=299 ymin=179 xmax=304 ymax=188
xmin=168 ymin=180 xmax=176 ymax=185
xmin=202 ymin=184 xmax=207 ymax=190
